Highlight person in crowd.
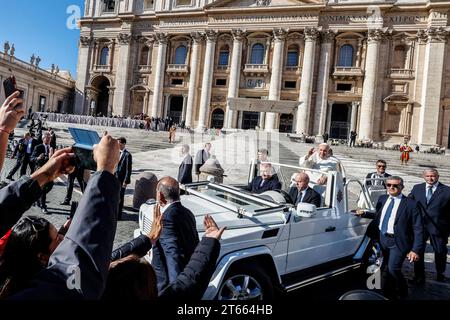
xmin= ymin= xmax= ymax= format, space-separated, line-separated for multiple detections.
xmin=115 ymin=137 xmax=132 ymax=221
xmin=356 ymin=176 xmax=423 ymax=299
xmin=48 ymin=128 xmax=57 ymax=150
xmin=178 ymin=144 xmax=193 ymax=185
xmin=322 ymin=132 xmax=329 ymax=144
xmin=0 ymin=91 xmax=25 ymax=172
xmin=199 ymin=157 xmax=225 ymax=184
xmin=195 ymin=143 xmax=211 ymax=181
xmin=31 ymin=132 xmax=55 ymax=214
xmin=299 ymin=143 xmax=342 ymax=186
xmin=400 ymin=141 xmax=413 ymax=165
xmin=409 ymin=169 xmax=450 ymax=284
xmin=151 ymin=177 xmax=199 ymax=292
xmin=106 ymin=212 xmax=224 ymax=300
xmin=365 ymin=160 xmax=391 ymax=189
xmin=168 ymin=125 xmax=176 ymax=144
xmin=6 ymin=132 xmax=31 ymax=180
xmin=288 ymin=172 xmax=321 ymax=207
xmin=245 ymin=163 xmax=281 ymax=194
xmin=7 ymin=135 xmax=121 ymax=300
xmin=349 ymin=130 xmax=357 ymax=147
xmin=0 ymin=216 xmax=70 ymax=299
xmin=60 ymin=163 xmax=86 ymax=206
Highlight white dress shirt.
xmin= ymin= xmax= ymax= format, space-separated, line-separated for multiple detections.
xmin=378 ymin=194 xmax=403 ymax=234
xmin=425 ymin=182 xmax=439 ymax=199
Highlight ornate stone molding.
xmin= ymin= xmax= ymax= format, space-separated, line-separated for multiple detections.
xmin=205 ymin=30 xmax=219 ymax=43
xmin=231 ymin=29 xmax=246 ymax=42
xmin=367 ymin=29 xmax=385 ymax=43
xmin=80 ymin=35 xmax=93 ymax=47
xmin=273 ymin=28 xmax=288 ymax=41
xmin=256 ymin=0 xmax=271 ymax=6
xmin=320 ymin=29 xmax=336 ymax=43
xmin=190 ymin=31 xmax=205 ymax=44
xmin=155 ymin=32 xmax=169 ymax=45
xmin=304 ymin=27 xmax=319 ymax=41
xmin=425 ymin=27 xmax=448 ymax=43
xmin=117 ymin=33 xmax=132 ymax=45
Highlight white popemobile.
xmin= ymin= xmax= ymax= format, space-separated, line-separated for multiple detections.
xmin=134 ymin=161 xmax=384 ymax=300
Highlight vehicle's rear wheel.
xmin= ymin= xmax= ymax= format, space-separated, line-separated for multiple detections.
xmin=362 ymin=240 xmax=383 ymax=275
xmin=217 ymin=264 xmax=274 ymax=301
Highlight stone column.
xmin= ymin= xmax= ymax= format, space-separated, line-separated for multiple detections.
xmin=358 ymin=29 xmax=383 ymax=140
xmin=296 ymin=27 xmax=319 ymax=134
xmin=182 ymin=94 xmax=188 ymax=122
xmin=151 ymin=33 xmax=168 ymax=118
xmin=225 ymin=29 xmax=246 ymax=129
xmin=350 ymin=101 xmax=359 ymax=132
xmin=197 ymin=30 xmax=218 ymax=130
xmin=107 ymin=86 xmax=115 ymax=116
xmin=113 ymin=33 xmax=132 ymax=116
xmin=163 ymin=94 xmax=171 ymax=118
xmin=265 ymin=28 xmax=288 ymax=131
xmin=326 ymin=101 xmax=334 ymax=134
xmin=418 ymin=27 xmax=447 ymax=145
xmin=184 ymin=32 xmax=203 ymax=128
xmin=315 ymin=30 xmax=335 ymax=137
xmin=74 ymin=35 xmax=93 ymax=115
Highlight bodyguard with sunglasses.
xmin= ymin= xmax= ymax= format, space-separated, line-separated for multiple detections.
xmin=365 ymin=160 xmax=391 ymax=188
xmin=356 ymin=176 xmax=424 ymax=299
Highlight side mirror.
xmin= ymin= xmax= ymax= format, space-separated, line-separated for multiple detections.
xmin=296 ymin=203 xmax=317 ymax=218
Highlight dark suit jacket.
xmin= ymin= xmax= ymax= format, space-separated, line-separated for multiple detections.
xmin=194 ymin=149 xmax=209 ymax=175
xmin=0 ymin=177 xmax=42 ymax=237
xmin=152 ymin=202 xmax=199 ymax=292
xmin=31 ymin=144 xmax=51 ymax=168
xmin=288 ymin=186 xmax=321 ymax=207
xmin=246 ymin=175 xmax=282 ymax=194
xmin=409 ymin=183 xmax=450 ymax=236
xmin=12 ymin=138 xmax=28 ymax=160
xmin=365 ymin=172 xmax=391 ymax=188
xmin=364 ymin=194 xmax=424 ymax=255
xmin=11 ymin=171 xmax=120 ymax=300
xmin=178 ymin=154 xmax=193 ymax=184
xmin=115 ymin=149 xmax=132 ymax=185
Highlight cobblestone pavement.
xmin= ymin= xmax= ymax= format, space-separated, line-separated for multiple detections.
xmin=3 ymin=120 xmax=450 ymax=299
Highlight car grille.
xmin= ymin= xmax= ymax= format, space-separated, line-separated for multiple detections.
xmin=142 ymin=214 xmax=153 ymax=235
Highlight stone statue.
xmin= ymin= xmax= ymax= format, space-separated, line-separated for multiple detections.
xmin=55 ymin=65 xmax=59 ymax=75
xmin=35 ymin=56 xmax=41 ymax=67
xmin=30 ymin=54 xmax=36 ymax=65
xmin=4 ymin=41 xmax=10 ymax=54
xmin=51 ymin=64 xmax=55 ymax=73
xmin=10 ymin=44 xmax=15 ymax=56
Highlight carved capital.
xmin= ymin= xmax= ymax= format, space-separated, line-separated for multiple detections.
xmin=321 ymin=29 xmax=336 ymax=43
xmin=273 ymin=28 xmax=288 ymax=41
xmin=425 ymin=27 xmax=448 ymax=43
xmin=117 ymin=33 xmax=132 ymax=45
xmin=205 ymin=30 xmax=219 ymax=43
xmin=155 ymin=32 xmax=169 ymax=45
xmin=190 ymin=31 xmax=204 ymax=44
xmin=80 ymin=35 xmax=93 ymax=47
xmin=231 ymin=29 xmax=246 ymax=42
xmin=304 ymin=27 xmax=319 ymax=41
xmin=367 ymin=29 xmax=384 ymax=43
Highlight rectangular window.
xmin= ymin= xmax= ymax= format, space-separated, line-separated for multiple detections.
xmin=336 ymin=83 xmax=352 ymax=91
xmin=286 ymin=52 xmax=298 ymax=67
xmin=103 ymin=0 xmax=116 ymax=13
xmin=218 ymin=52 xmax=229 ymax=66
xmin=176 ymin=0 xmax=191 ymax=6
xmin=171 ymin=78 xmax=183 ymax=85
xmin=215 ymin=79 xmax=227 ymax=86
xmin=284 ymin=81 xmax=296 ymax=89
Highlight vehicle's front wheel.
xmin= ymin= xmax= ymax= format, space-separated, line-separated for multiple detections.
xmin=217 ymin=264 xmax=274 ymax=301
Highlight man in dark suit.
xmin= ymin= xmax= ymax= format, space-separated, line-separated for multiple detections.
xmin=194 ymin=143 xmax=211 ymax=181
xmin=115 ymin=137 xmax=132 ymax=221
xmin=288 ymin=172 xmax=321 ymax=207
xmin=151 ymin=177 xmax=199 ymax=292
xmin=365 ymin=160 xmax=391 ymax=188
xmin=357 ymin=176 xmax=423 ymax=299
xmin=6 ymin=132 xmax=31 ymax=180
xmin=409 ymin=168 xmax=450 ymax=283
xmin=246 ymin=163 xmax=282 ymax=194
xmin=31 ymin=132 xmax=54 ymax=214
xmin=60 ymin=163 xmax=86 ymax=206
xmin=178 ymin=144 xmax=193 ymax=185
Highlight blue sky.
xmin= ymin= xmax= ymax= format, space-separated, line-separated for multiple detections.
xmin=0 ymin=0 xmax=85 ymax=78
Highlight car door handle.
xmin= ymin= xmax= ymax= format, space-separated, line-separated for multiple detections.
xmin=325 ymin=226 xmax=336 ymax=232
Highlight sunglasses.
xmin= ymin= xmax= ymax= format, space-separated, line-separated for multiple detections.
xmin=386 ymin=183 xmax=401 ymax=188
xmin=377 ymin=165 xmax=386 ymax=168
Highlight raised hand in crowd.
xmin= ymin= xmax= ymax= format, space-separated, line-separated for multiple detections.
xmin=94 ymin=134 xmax=120 ymax=174
xmin=203 ymin=214 xmax=226 ymax=240
xmin=0 ymin=91 xmax=24 ymax=171
xmin=148 ymin=204 xmax=163 ymax=245
xmin=30 ymin=147 xmax=75 ymax=187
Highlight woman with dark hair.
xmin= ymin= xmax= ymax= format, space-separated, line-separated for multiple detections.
xmin=0 ymin=216 xmax=66 ymax=299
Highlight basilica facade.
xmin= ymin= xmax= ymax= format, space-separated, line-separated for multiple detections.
xmin=75 ymin=0 xmax=450 ymax=147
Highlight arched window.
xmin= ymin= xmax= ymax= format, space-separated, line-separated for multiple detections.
xmin=286 ymin=45 xmax=299 ymax=67
xmin=140 ymin=46 xmax=150 ymax=65
xmin=250 ymin=43 xmax=265 ymax=64
xmin=393 ymin=45 xmax=407 ymax=69
xmin=99 ymin=47 xmax=109 ymax=65
xmin=338 ymin=45 xmax=354 ymax=67
xmin=174 ymin=45 xmax=187 ymax=65
xmin=218 ymin=46 xmax=230 ymax=66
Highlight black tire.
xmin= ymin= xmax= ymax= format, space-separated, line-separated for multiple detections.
xmin=217 ymin=262 xmax=274 ymax=301
xmin=361 ymin=239 xmax=383 ymax=275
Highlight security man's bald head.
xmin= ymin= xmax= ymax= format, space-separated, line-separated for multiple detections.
xmin=157 ymin=177 xmax=180 ymax=205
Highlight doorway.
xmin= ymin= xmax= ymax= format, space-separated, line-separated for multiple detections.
xmin=330 ymin=103 xmax=350 ymax=140
xmin=242 ymin=111 xmax=260 ymax=130
xmin=279 ymin=114 xmax=293 ymax=133
xmin=211 ymin=108 xmax=224 ymax=128
xmin=169 ymin=96 xmax=183 ymax=124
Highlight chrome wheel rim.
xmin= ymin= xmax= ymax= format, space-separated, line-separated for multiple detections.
xmin=218 ymin=274 xmax=264 ymax=301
